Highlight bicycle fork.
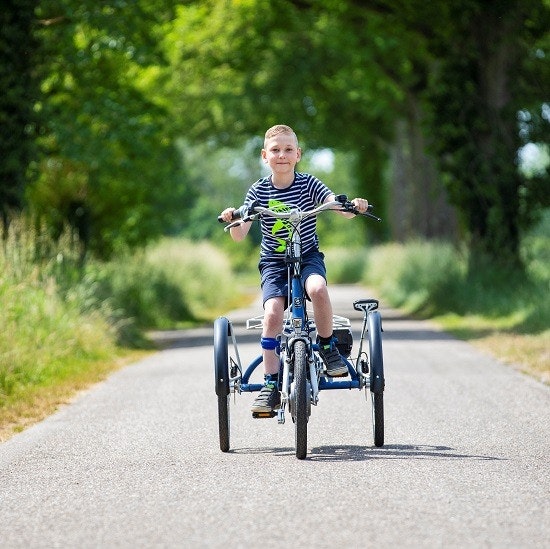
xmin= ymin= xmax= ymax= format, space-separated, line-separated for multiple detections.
xmin=278 ymin=337 xmax=320 ymax=425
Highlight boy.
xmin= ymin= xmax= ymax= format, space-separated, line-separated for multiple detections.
xmin=219 ymin=124 xmax=369 ymax=414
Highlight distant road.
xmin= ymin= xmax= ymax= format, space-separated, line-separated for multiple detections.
xmin=0 ymin=285 xmax=548 ymax=548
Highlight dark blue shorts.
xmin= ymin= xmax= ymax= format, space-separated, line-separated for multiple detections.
xmin=259 ymin=249 xmax=327 ymax=307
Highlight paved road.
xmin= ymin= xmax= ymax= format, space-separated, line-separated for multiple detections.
xmin=0 ymin=285 xmax=548 ymax=548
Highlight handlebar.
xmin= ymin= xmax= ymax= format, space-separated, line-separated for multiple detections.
xmin=218 ymin=195 xmax=381 ymax=229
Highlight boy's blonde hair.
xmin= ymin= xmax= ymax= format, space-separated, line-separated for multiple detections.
xmin=264 ymin=124 xmax=298 ymax=147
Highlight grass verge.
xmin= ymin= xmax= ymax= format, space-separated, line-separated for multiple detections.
xmin=0 ymin=226 xmax=240 ymax=442
xmin=363 ymin=240 xmax=549 ymax=384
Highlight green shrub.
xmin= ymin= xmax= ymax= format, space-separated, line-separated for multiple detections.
xmin=0 ymin=275 xmax=116 ymax=403
xmin=364 ymin=241 xmax=464 ymax=314
xmin=324 ymin=247 xmax=368 ymax=284
xmin=0 ymin=224 xmax=239 ymax=404
xmin=144 ymin=238 xmax=238 ymax=319
xmin=363 ymin=240 xmax=549 ymax=331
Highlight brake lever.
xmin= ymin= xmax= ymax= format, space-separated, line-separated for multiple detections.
xmin=222 ymin=212 xmax=260 ymax=232
xmin=335 ymin=194 xmax=381 ymax=221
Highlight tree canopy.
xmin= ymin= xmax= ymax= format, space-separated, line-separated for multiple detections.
xmin=166 ymin=0 xmax=549 ymax=266
xmin=0 ymin=0 xmax=548 ymax=265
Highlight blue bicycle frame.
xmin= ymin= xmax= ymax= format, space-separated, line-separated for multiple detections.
xmin=237 ymin=205 xmax=363 ymax=423
xmin=215 ymin=197 xmax=385 ymax=457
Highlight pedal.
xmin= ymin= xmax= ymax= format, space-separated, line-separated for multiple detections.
xmin=252 ymin=411 xmax=277 ymax=419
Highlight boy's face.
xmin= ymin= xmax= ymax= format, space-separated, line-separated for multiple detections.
xmin=261 ymin=134 xmax=301 ymax=176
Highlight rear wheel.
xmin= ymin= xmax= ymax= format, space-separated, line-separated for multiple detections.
xmin=214 ymin=317 xmax=230 ymax=452
xmin=367 ymin=311 xmax=385 ymax=447
xmin=371 ymin=392 xmax=384 ymax=447
xmin=293 ymin=340 xmax=308 ymax=460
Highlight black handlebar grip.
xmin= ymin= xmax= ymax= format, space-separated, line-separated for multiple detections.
xmin=217 ymin=206 xmax=246 ymax=223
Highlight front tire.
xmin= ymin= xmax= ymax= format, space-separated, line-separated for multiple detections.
xmin=293 ymin=340 xmax=308 ymax=460
xmin=214 ymin=317 xmax=230 ymax=452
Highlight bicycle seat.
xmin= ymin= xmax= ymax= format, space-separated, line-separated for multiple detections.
xmin=353 ymin=299 xmax=379 ymax=313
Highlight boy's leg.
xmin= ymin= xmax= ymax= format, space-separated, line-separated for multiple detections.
xmin=251 ymin=296 xmax=284 ymax=414
xmin=305 ymin=274 xmax=333 ymax=338
xmin=306 ymin=274 xmax=348 ymax=377
xmin=262 ymin=296 xmax=285 ymax=375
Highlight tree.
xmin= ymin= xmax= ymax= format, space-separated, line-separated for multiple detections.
xmin=27 ymin=0 xmax=186 ymax=257
xmin=0 ymin=1 xmax=40 ymax=228
xmin=164 ymin=0 xmax=413 ymax=240
xmin=165 ymin=0 xmax=549 ymax=267
xmin=421 ymin=0 xmax=549 ymax=268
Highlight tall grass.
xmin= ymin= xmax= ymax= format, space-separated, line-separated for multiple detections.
xmin=363 ymin=239 xmax=549 ymax=333
xmin=322 ymin=234 xmax=549 ymax=381
xmin=144 ymin=238 xmax=239 ymax=319
xmin=0 ymin=219 xmax=118 ymax=405
xmin=0 ymin=220 xmax=237 ymax=408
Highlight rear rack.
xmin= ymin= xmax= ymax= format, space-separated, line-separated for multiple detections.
xmin=246 ymin=313 xmax=351 ymax=331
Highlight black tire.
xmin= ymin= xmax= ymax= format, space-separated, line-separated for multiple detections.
xmin=367 ymin=311 xmax=384 ymax=395
xmin=293 ymin=340 xmax=308 ymax=460
xmin=214 ymin=317 xmax=230 ymax=452
xmin=217 ymin=394 xmax=230 ymax=452
xmin=371 ymin=392 xmax=384 ymax=447
xmin=367 ymin=311 xmax=384 ymax=447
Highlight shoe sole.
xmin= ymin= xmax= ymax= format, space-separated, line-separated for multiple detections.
xmin=251 ymin=404 xmax=280 ymax=413
xmin=326 ymin=368 xmax=348 ymax=377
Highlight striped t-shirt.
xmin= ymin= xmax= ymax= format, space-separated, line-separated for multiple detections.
xmin=244 ymin=172 xmax=333 ymax=258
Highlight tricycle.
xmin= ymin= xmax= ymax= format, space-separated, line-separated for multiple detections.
xmin=214 ymin=195 xmax=385 ymax=459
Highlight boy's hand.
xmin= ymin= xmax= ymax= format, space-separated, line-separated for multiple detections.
xmin=352 ymin=198 xmax=369 ymax=213
xmin=219 ymin=207 xmax=237 ymax=223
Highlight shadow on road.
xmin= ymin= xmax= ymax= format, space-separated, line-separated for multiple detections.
xmin=229 ymin=444 xmax=503 ymax=462
xmin=308 ymin=444 xmax=503 ymax=462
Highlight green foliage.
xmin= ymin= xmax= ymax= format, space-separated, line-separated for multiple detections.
xmin=165 ymin=0 xmax=549 ymax=265
xmin=324 ymin=247 xmax=368 ymax=284
xmin=421 ymin=0 xmax=549 ymax=266
xmin=143 ymin=238 xmax=238 ymax=319
xmin=0 ymin=0 xmax=40 ymax=218
xmin=521 ymin=208 xmax=550 ymax=291
xmin=365 ymin=241 xmax=465 ymax=314
xmin=364 ymin=237 xmax=549 ymax=333
xmin=0 ymin=221 xmax=117 ymax=402
xmin=0 ymin=221 xmax=238 ymax=403
xmin=26 ymin=0 xmax=187 ymax=257
xmin=164 ymin=0 xmax=408 ymax=236
xmin=3 ymin=0 xmax=548 ymax=268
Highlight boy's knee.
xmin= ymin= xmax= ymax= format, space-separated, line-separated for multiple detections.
xmin=263 ymin=308 xmax=283 ymax=333
xmin=306 ymin=279 xmax=328 ymax=300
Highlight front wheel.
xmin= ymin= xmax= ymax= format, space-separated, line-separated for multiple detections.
xmin=214 ymin=317 xmax=231 ymax=452
xmin=293 ymin=340 xmax=308 ymax=460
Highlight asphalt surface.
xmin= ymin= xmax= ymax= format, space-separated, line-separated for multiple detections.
xmin=0 ymin=285 xmax=548 ymax=548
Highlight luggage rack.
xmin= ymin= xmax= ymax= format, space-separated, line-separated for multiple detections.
xmin=246 ymin=313 xmax=352 ymax=331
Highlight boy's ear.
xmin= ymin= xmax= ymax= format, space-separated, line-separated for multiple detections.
xmin=296 ymin=147 xmax=302 ymax=162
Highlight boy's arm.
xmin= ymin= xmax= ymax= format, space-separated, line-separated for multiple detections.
xmin=324 ymin=194 xmax=369 ymax=218
xmin=219 ymin=207 xmax=252 ymax=242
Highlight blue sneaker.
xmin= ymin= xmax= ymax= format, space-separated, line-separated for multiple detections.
xmin=251 ymin=381 xmax=281 ymax=413
xmin=318 ymin=342 xmax=348 ymax=377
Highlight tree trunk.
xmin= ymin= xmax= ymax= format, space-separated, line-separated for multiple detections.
xmin=0 ymin=1 xmax=39 ymax=221
xmin=389 ymin=97 xmax=458 ymax=242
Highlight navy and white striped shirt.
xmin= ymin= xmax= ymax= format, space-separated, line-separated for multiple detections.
xmin=244 ymin=172 xmax=333 ymax=258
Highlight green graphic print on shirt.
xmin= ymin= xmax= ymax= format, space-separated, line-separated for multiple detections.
xmin=268 ymin=199 xmax=293 ymax=252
